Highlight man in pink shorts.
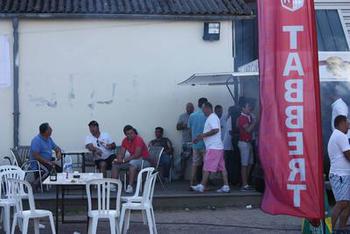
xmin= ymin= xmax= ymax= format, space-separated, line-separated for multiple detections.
xmin=191 ymin=102 xmax=230 ymax=193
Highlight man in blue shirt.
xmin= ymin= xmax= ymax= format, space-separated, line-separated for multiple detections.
xmin=188 ymin=97 xmax=207 ymax=188
xmin=30 ymin=123 xmax=62 ymax=174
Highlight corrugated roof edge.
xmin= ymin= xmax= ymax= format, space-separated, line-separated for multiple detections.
xmin=0 ymin=13 xmax=255 ymax=20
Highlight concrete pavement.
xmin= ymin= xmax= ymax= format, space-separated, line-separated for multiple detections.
xmin=10 ymin=207 xmax=302 ymax=234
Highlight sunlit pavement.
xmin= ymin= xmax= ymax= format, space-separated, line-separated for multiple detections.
xmin=9 ymin=207 xmax=302 ymax=234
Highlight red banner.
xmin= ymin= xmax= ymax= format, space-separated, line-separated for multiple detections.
xmin=258 ymin=0 xmax=324 ymax=219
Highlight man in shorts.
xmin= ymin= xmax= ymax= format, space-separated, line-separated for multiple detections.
xmin=328 ymin=115 xmax=350 ymax=229
xmin=188 ymin=97 xmax=208 ymax=188
xmin=191 ymin=102 xmax=230 ymax=193
xmin=237 ymin=99 xmax=256 ymax=191
xmin=112 ymin=125 xmax=151 ymax=193
xmin=85 ymin=120 xmax=117 ymax=178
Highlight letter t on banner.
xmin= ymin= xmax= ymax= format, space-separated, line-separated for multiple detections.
xmin=258 ymin=0 xmax=324 ymax=219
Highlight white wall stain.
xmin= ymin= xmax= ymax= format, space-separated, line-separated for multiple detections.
xmin=68 ymin=74 xmax=76 ymax=106
xmin=96 ymin=83 xmax=116 ymax=105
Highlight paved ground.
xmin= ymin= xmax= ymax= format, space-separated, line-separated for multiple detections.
xmin=10 ymin=207 xmax=301 ymax=234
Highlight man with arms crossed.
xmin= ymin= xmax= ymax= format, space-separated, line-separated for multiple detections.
xmin=328 ymin=115 xmax=350 ymax=229
xmin=191 ymin=102 xmax=230 ymax=193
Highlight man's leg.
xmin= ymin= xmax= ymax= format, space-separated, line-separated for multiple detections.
xmin=241 ymin=166 xmax=248 ymax=186
xmin=239 ymin=142 xmax=249 ymax=187
xmin=222 ymin=168 xmax=229 ymax=186
xmin=99 ymin=161 xmax=107 ymax=178
xmin=128 ymin=166 xmax=137 ymax=187
xmin=200 ymin=171 xmax=210 ymax=188
xmin=190 ymin=150 xmax=199 ymax=186
xmin=111 ymin=164 xmax=120 ymax=179
xmin=339 ymin=204 xmax=350 ymax=228
xmin=332 ymin=201 xmax=349 ymax=229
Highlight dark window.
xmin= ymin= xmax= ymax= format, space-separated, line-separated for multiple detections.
xmin=316 ymin=10 xmax=349 ymax=51
xmin=234 ymin=17 xmax=258 ymax=71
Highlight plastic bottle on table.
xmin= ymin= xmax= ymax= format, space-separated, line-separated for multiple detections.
xmin=63 ymin=155 xmax=73 ymax=179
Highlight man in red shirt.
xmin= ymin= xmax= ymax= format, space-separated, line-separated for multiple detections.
xmin=112 ymin=125 xmax=150 ymax=193
xmin=237 ymin=99 xmax=256 ymax=191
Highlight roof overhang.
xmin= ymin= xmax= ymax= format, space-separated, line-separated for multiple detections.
xmin=0 ymin=13 xmax=255 ymax=20
xmin=178 ymin=72 xmax=259 ymax=86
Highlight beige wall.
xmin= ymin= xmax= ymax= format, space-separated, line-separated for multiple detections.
xmin=1 ymin=19 xmax=234 ymax=156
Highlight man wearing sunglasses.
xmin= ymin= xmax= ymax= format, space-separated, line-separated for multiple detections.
xmin=85 ymin=120 xmax=116 ymax=177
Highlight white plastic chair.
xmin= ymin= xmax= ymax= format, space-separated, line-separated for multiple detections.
xmin=119 ymin=172 xmax=158 ymax=234
xmin=0 ymin=166 xmax=25 ymax=234
xmin=86 ymin=178 xmax=123 ymax=234
xmin=121 ymin=167 xmax=155 ymax=204
xmin=9 ymin=178 xmax=56 ymax=234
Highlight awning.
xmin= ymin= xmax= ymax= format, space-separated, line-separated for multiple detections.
xmin=177 ymin=71 xmax=259 ymax=86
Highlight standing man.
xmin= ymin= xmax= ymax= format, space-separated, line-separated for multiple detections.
xmin=188 ymin=97 xmax=208 ymax=189
xmin=191 ymin=102 xmax=230 ymax=193
xmin=30 ymin=123 xmax=62 ymax=188
xmin=177 ymin=102 xmax=194 ymax=179
xmin=223 ymin=115 xmax=234 ymax=184
xmin=177 ymin=102 xmax=194 ymax=143
xmin=149 ymin=127 xmax=174 ymax=180
xmin=85 ymin=120 xmax=116 ymax=178
xmin=328 ymin=115 xmax=350 ymax=229
xmin=237 ymin=99 xmax=256 ymax=191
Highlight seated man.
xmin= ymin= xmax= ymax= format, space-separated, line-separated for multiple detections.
xmin=112 ymin=125 xmax=151 ymax=193
xmin=85 ymin=120 xmax=116 ymax=178
xmin=149 ymin=127 xmax=173 ymax=180
xmin=30 ymin=123 xmax=62 ymax=187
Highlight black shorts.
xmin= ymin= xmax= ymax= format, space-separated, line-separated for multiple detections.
xmin=95 ymin=154 xmax=115 ymax=170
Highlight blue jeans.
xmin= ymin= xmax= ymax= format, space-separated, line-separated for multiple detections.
xmin=159 ymin=153 xmax=171 ymax=178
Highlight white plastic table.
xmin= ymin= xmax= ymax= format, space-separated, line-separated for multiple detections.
xmin=43 ymin=173 xmax=103 ymax=232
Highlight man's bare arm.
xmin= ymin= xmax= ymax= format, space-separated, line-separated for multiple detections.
xmin=344 ymin=150 xmax=350 ymax=161
xmin=125 ymin=147 xmax=142 ymax=162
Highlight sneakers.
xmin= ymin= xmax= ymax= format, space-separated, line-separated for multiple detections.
xmin=240 ymin=185 xmax=255 ymax=192
xmin=216 ymin=185 xmax=230 ymax=193
xmin=126 ymin=185 xmax=134 ymax=194
xmin=191 ymin=184 xmax=205 ymax=193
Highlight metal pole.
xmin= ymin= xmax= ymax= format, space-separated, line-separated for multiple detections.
xmin=12 ymin=18 xmax=19 ymax=148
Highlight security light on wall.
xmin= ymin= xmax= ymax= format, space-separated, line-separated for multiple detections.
xmin=203 ymin=22 xmax=220 ymax=41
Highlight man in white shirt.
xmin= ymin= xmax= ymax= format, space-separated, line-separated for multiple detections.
xmin=191 ymin=102 xmax=230 ymax=193
xmin=85 ymin=120 xmax=116 ymax=177
xmin=214 ymin=105 xmax=226 ymax=140
xmin=328 ymin=115 xmax=350 ymax=229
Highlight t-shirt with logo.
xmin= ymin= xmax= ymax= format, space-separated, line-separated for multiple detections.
xmin=328 ymin=129 xmax=350 ymax=176
xmin=203 ymin=113 xmax=224 ymax=150
xmin=85 ymin=132 xmax=115 ymax=160
xmin=237 ymin=113 xmax=253 ymax=142
xmin=121 ymin=135 xmax=149 ymax=159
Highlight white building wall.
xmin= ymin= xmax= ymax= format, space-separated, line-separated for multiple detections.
xmin=2 ymin=19 xmax=233 ymax=156
xmin=0 ymin=20 xmax=13 ymax=158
